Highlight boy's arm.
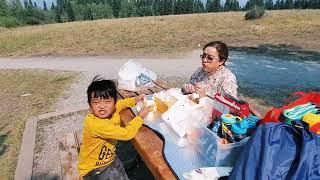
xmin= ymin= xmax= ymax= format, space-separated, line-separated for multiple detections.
xmin=116 ymin=98 xmax=136 ymax=112
xmin=90 ymin=116 xmax=144 ymax=141
xmin=116 ymin=94 xmax=144 ymax=111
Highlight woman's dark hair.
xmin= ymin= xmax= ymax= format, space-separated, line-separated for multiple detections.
xmin=87 ymin=76 xmax=117 ymax=105
xmin=203 ymin=41 xmax=229 ymax=65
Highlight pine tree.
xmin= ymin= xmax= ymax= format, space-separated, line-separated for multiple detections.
xmin=66 ymin=0 xmax=75 ymax=21
xmin=55 ymin=0 xmax=65 ymax=23
xmin=279 ymin=0 xmax=285 ymax=9
xmin=207 ymin=0 xmax=222 ymax=12
xmin=244 ymin=1 xmax=250 ymax=9
xmin=245 ymin=0 xmax=264 ymax=9
xmin=112 ymin=0 xmax=121 ymax=17
xmin=294 ymin=0 xmax=303 ymax=8
xmin=28 ymin=0 xmax=33 ymax=8
xmin=0 ymin=0 xmax=7 ymax=16
xmin=51 ymin=2 xmax=55 ymax=10
xmin=33 ymin=2 xmax=37 ymax=8
xmin=224 ymin=0 xmax=231 ymax=11
xmin=43 ymin=0 xmax=47 ymax=10
xmin=227 ymin=0 xmax=240 ymax=11
xmin=55 ymin=0 xmax=66 ymax=22
xmin=302 ymin=0 xmax=308 ymax=8
xmin=194 ymin=0 xmax=205 ymax=13
xmin=309 ymin=0 xmax=320 ymax=8
xmin=285 ymin=0 xmax=294 ymax=8
xmin=8 ymin=0 xmax=23 ymax=16
xmin=159 ymin=0 xmax=174 ymax=15
xmin=88 ymin=8 xmax=93 ymax=20
xmin=265 ymin=0 xmax=273 ymax=9
xmin=153 ymin=0 xmax=160 ymax=15
xmin=120 ymin=0 xmax=137 ymax=17
xmin=56 ymin=0 xmax=65 ymax=10
xmin=274 ymin=0 xmax=281 ymax=9
xmin=23 ymin=0 xmax=28 ymax=8
xmin=174 ymin=0 xmax=182 ymax=14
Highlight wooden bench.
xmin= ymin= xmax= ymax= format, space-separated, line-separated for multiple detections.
xmin=58 ymin=130 xmax=82 ymax=180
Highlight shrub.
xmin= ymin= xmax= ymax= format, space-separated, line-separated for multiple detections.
xmin=23 ymin=17 xmax=42 ymax=25
xmin=0 ymin=16 xmax=20 ymax=28
xmin=245 ymin=5 xmax=265 ymax=20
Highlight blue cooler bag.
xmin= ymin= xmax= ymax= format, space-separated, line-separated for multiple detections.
xmin=230 ymin=123 xmax=320 ymax=179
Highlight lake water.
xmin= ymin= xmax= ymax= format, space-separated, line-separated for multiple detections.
xmin=229 ymin=49 xmax=320 ymax=106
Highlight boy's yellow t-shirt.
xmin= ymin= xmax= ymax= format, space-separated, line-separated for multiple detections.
xmin=78 ymin=98 xmax=144 ymax=176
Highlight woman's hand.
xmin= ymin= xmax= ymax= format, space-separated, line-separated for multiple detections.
xmin=138 ymin=106 xmax=150 ymax=119
xmin=194 ymin=82 xmax=206 ymax=97
xmin=134 ymin=94 xmax=145 ymax=104
xmin=183 ymin=84 xmax=196 ymax=94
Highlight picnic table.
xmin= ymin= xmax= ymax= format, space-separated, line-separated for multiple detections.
xmin=59 ymin=80 xmax=262 ymax=179
xmin=116 ymin=80 xmax=177 ymax=179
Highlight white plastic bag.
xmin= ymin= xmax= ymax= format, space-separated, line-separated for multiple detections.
xmin=118 ymin=60 xmax=157 ymax=91
xmin=183 ymin=167 xmax=233 ymax=180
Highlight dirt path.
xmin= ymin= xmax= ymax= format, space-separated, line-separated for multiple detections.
xmin=0 ymin=50 xmax=201 ymax=111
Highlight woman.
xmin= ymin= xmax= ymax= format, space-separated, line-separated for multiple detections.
xmin=183 ymin=41 xmax=238 ymax=98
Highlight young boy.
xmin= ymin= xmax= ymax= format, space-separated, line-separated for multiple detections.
xmin=78 ymin=78 xmax=149 ymax=180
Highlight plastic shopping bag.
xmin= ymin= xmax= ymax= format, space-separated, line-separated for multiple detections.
xmin=118 ymin=60 xmax=157 ymax=91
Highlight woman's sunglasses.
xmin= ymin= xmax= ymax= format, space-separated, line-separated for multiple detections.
xmin=200 ymin=53 xmax=216 ymax=63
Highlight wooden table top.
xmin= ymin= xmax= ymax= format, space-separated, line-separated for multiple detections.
xmin=117 ymin=80 xmax=177 ymax=180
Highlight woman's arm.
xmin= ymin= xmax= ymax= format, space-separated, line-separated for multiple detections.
xmin=222 ymin=73 xmax=238 ymax=98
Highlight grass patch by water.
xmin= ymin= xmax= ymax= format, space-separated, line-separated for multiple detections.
xmin=0 ymin=69 xmax=77 ymax=180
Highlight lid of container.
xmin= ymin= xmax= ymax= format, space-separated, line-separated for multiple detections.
xmin=243 ymin=116 xmax=259 ymax=128
xmin=231 ymin=123 xmax=247 ymax=135
xmin=221 ymin=114 xmax=236 ymax=124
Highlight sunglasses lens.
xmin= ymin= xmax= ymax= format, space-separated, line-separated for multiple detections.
xmin=207 ymin=57 xmax=213 ymax=61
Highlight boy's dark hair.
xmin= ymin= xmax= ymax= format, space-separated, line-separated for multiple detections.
xmin=203 ymin=41 xmax=229 ymax=65
xmin=87 ymin=76 xmax=117 ymax=105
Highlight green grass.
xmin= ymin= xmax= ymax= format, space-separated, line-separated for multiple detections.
xmin=0 ymin=10 xmax=319 ymax=57
xmin=0 ymin=70 xmax=77 ymax=180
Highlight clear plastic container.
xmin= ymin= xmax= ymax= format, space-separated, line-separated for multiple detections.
xmin=187 ymin=125 xmax=248 ymax=166
xmin=154 ymin=97 xmax=169 ymax=113
xmin=154 ymin=91 xmax=178 ymax=113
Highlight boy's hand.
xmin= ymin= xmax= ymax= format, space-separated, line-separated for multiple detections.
xmin=135 ymin=94 xmax=145 ymax=104
xmin=138 ymin=106 xmax=150 ymax=119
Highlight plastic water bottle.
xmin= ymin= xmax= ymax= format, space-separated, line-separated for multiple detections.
xmin=211 ymin=120 xmax=221 ymax=133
